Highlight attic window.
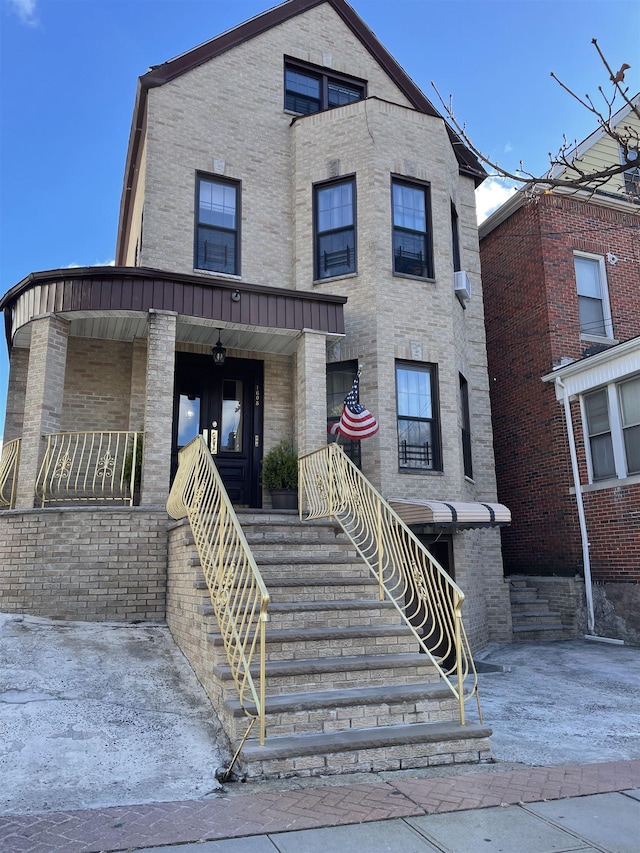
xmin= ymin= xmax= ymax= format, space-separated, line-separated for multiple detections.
xmin=284 ymin=58 xmax=365 ymax=115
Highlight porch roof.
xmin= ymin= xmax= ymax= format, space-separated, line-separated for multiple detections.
xmin=389 ymin=499 xmax=511 ymax=529
xmin=0 ymin=266 xmax=346 ymax=355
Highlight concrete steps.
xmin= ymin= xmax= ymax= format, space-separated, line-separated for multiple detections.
xmin=186 ymin=511 xmax=491 ymax=778
xmin=509 ymin=577 xmax=569 ymax=641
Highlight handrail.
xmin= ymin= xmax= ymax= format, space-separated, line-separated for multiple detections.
xmin=0 ymin=438 xmax=21 ymax=508
xmin=299 ymin=443 xmax=482 ymax=726
xmin=166 ymin=436 xmax=270 ymax=749
xmin=35 ymin=431 xmax=142 ymax=506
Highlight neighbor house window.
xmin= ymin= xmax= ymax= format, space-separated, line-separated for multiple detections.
xmin=195 ymin=175 xmax=240 ymax=275
xmin=583 ymin=376 xmax=640 ymax=481
xmin=392 ymin=178 xmax=433 ymax=278
xmin=573 ymin=253 xmax=612 ymax=338
xmin=284 ymin=59 xmax=365 ymax=115
xmin=621 ymin=145 xmax=640 ymax=199
xmin=459 ymin=374 xmax=472 ymax=479
xmin=314 ymin=177 xmax=356 ymax=279
xmin=396 ymin=362 xmax=440 ymax=470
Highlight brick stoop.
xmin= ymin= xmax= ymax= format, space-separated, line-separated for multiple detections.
xmin=508 ymin=577 xmax=571 ymax=641
xmin=167 ymin=511 xmax=491 ymax=780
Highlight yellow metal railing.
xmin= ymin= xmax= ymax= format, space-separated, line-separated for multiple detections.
xmin=36 ymin=431 xmax=142 ymax=506
xmin=0 ymin=438 xmax=21 ymax=508
xmin=299 ymin=443 xmax=481 ymax=725
xmin=167 ymin=436 xmax=270 ymax=750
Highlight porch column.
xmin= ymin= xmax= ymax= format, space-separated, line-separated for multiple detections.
xmin=128 ymin=337 xmax=147 ymax=432
xmin=15 ymin=314 xmax=69 ymax=509
xmin=4 ymin=346 xmax=29 ymax=442
xmin=295 ymin=329 xmax=327 ymax=457
xmin=140 ymin=310 xmax=177 ymax=505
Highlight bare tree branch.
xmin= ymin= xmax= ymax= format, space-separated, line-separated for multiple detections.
xmin=432 ymin=39 xmax=639 ymax=200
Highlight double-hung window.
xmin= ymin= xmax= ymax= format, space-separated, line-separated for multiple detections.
xmin=392 ymin=178 xmax=433 ymax=278
xmin=314 ymin=177 xmax=356 ymax=279
xmin=583 ymin=376 xmax=640 ymax=481
xmin=396 ymin=362 xmax=441 ymax=471
xmin=573 ymin=253 xmax=612 ymax=338
xmin=195 ymin=175 xmax=240 ymax=275
xmin=284 ymin=59 xmax=365 ymax=115
xmin=459 ymin=373 xmax=473 ymax=479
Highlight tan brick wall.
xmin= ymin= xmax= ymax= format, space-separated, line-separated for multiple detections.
xmin=0 ymin=507 xmax=168 ymax=621
xmin=62 ymin=338 xmax=133 ymax=431
xmin=138 ymin=3 xmax=413 ymax=282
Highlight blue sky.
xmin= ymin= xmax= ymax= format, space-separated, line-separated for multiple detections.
xmin=0 ymin=0 xmax=638 ymax=438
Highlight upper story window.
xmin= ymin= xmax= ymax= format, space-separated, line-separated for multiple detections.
xmin=451 ymin=202 xmax=461 ymax=272
xmin=284 ymin=59 xmax=366 ymax=115
xmin=392 ymin=178 xmax=434 ymax=279
xmin=396 ymin=362 xmax=441 ymax=471
xmin=459 ymin=373 xmax=473 ymax=479
xmin=573 ymin=252 xmax=612 ymax=339
xmin=314 ymin=177 xmax=356 ymax=280
xmin=583 ymin=375 xmax=640 ymax=482
xmin=195 ymin=175 xmax=240 ymax=275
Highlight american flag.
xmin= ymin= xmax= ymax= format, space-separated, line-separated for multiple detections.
xmin=333 ymin=372 xmax=379 ymax=440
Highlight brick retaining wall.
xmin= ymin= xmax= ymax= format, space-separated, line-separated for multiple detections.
xmin=0 ymin=507 xmax=168 ymax=621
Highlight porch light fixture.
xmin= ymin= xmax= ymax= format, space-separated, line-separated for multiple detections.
xmin=212 ymin=330 xmax=226 ymax=366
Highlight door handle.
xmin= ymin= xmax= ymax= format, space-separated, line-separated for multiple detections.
xmin=210 ymin=421 xmax=218 ymax=455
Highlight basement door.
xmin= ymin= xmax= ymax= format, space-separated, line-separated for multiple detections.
xmin=172 ymin=352 xmax=263 ymax=507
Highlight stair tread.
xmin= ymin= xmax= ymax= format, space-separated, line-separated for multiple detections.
xmin=268 ymin=599 xmax=395 ymax=612
xmin=209 ymin=623 xmax=413 ymax=644
xmin=215 ymin=652 xmax=436 ymax=679
xmin=226 ymin=680 xmax=456 ymax=716
xmin=240 ymin=720 xmax=492 ymax=760
xmin=512 ymin=623 xmax=564 ymax=632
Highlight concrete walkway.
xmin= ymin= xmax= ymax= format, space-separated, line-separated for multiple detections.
xmin=2 ymin=614 xmax=639 ymax=851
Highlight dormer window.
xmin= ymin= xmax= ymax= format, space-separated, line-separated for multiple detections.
xmin=284 ymin=58 xmax=365 ymax=115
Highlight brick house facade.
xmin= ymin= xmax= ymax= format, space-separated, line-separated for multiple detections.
xmin=480 ymin=96 xmax=640 ymax=641
xmin=0 ymin=0 xmax=511 ymax=649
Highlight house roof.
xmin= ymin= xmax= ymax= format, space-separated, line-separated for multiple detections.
xmin=116 ymin=0 xmax=485 ymax=264
xmin=541 ymin=334 xmax=640 ymax=400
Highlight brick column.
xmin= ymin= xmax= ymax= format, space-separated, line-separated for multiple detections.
xmin=128 ymin=337 xmax=147 ymax=432
xmin=295 ymin=329 xmax=327 ymax=457
xmin=141 ymin=310 xmax=177 ymax=506
xmin=3 ymin=346 xmax=29 ymax=442
xmin=15 ymin=314 xmax=69 ymax=509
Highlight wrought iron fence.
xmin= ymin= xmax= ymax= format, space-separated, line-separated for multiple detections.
xmin=166 ymin=435 xmax=270 ymax=749
xmin=36 ymin=431 xmax=142 ymax=506
xmin=299 ymin=442 xmax=481 ymax=725
xmin=0 ymin=438 xmax=21 ymax=508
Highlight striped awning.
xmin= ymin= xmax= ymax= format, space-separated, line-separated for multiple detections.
xmin=389 ymin=499 xmax=511 ymax=529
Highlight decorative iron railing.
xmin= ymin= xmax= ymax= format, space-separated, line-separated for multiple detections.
xmin=167 ymin=435 xmax=270 ymax=752
xmin=299 ymin=442 xmax=481 ymax=726
xmin=0 ymin=438 xmax=21 ymax=508
xmin=36 ymin=431 xmax=142 ymax=506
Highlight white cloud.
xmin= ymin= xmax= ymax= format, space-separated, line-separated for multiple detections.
xmin=7 ymin=0 xmax=38 ymax=27
xmin=65 ymin=259 xmax=115 ymax=269
xmin=475 ymin=177 xmax=518 ymax=224
xmin=504 ymin=142 xmax=513 ymax=153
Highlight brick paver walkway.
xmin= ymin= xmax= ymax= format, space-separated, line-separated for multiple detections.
xmin=1 ymin=760 xmax=638 ymax=853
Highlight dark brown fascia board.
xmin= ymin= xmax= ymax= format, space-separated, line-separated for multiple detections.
xmin=116 ymin=0 xmax=485 ymax=261
xmin=0 ymin=266 xmax=348 ymax=313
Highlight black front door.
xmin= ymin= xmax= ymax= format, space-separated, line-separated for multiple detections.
xmin=173 ymin=352 xmax=263 ymax=507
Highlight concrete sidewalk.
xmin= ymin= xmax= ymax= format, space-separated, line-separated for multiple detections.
xmin=2 ymin=614 xmax=639 ymax=851
xmin=2 ymin=759 xmax=639 ymax=851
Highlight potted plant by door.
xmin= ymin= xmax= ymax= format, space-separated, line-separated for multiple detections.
xmin=262 ymin=439 xmax=298 ymax=510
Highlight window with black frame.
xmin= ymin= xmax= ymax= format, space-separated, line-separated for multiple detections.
xmin=315 ymin=178 xmax=356 ymax=280
xmin=392 ymin=178 xmax=433 ymax=278
xmin=459 ymin=373 xmax=472 ymax=479
xmin=326 ymin=361 xmax=361 ymax=468
xmin=396 ymin=362 xmax=440 ymax=471
xmin=195 ymin=175 xmax=239 ymax=275
xmin=284 ymin=59 xmax=365 ymax=115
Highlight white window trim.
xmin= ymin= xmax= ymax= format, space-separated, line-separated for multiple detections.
xmin=573 ymin=250 xmax=614 ymax=340
xmin=580 ymin=381 xmax=633 ymax=483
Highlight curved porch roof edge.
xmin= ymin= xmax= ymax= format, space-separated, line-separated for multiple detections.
xmin=0 ymin=266 xmax=347 ymax=351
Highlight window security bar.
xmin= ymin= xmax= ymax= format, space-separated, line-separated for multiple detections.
xmin=323 ymin=246 xmax=351 ymax=272
xmin=398 ymin=440 xmax=431 ymax=467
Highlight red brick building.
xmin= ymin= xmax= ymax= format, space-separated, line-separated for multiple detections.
xmin=479 ymin=96 xmax=640 ymax=641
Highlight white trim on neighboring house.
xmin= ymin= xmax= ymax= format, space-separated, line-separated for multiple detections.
xmin=542 ymin=334 xmax=640 ymax=399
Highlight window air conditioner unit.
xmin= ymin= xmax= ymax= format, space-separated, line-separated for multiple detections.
xmin=454 ymin=270 xmax=471 ymax=305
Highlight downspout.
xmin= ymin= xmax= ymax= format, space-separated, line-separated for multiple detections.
xmin=556 ymin=377 xmax=595 ymax=635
